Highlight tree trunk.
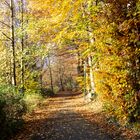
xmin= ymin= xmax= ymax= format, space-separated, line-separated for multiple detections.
xmin=21 ymin=0 xmax=24 ymax=90
xmin=60 ymin=74 xmax=64 ymax=91
xmin=11 ymin=0 xmax=16 ymax=86
xmin=88 ymin=55 xmax=95 ymax=94
xmin=48 ymin=56 xmax=54 ymax=93
xmin=83 ymin=60 xmax=87 ymax=94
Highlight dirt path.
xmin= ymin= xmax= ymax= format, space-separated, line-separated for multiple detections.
xmin=12 ymin=92 xmax=139 ymax=140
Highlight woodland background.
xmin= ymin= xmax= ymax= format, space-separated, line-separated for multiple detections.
xmin=0 ymin=0 xmax=140 ymax=139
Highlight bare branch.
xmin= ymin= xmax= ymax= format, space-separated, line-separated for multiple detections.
xmin=0 ymin=39 xmax=10 ymax=41
xmin=2 ymin=32 xmax=12 ymax=41
xmin=0 ymin=21 xmax=11 ymax=28
xmin=4 ymin=1 xmax=11 ymax=9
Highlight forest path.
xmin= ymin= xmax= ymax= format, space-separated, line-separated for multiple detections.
xmin=12 ymin=92 xmax=139 ymax=140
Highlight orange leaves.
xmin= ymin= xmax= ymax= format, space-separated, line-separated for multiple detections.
xmin=26 ymin=0 xmax=140 ymax=126
xmin=28 ymin=0 xmax=67 ymax=18
xmin=91 ymin=0 xmax=140 ymax=125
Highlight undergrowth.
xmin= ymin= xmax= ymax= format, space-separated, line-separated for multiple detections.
xmin=0 ymin=85 xmax=44 ymax=140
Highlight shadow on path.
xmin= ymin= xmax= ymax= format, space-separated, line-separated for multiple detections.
xmin=31 ymin=112 xmax=117 ymax=140
xmin=53 ymin=91 xmax=82 ymax=98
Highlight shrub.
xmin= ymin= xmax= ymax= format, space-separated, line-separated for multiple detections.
xmin=23 ymin=90 xmax=43 ymax=112
xmin=0 ymin=85 xmax=26 ymax=140
xmin=41 ymin=88 xmax=55 ymax=97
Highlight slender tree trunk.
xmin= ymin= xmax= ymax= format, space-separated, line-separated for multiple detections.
xmin=84 ymin=60 xmax=87 ymax=94
xmin=87 ymin=1 xmax=95 ymax=96
xmin=88 ymin=55 xmax=95 ymax=94
xmin=77 ymin=50 xmax=81 ymax=75
xmin=48 ymin=56 xmax=54 ymax=93
xmin=10 ymin=56 xmax=12 ymax=85
xmin=69 ymin=73 xmax=73 ymax=91
xmin=88 ymin=31 xmax=95 ymax=95
xmin=21 ymin=0 xmax=24 ymax=90
xmin=59 ymin=68 xmax=64 ymax=91
xmin=11 ymin=0 xmax=16 ymax=86
xmin=40 ymin=60 xmax=44 ymax=90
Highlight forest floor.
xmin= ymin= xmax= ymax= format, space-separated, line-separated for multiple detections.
xmin=12 ymin=91 xmax=140 ymax=140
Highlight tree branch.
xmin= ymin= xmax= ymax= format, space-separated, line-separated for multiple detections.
xmin=0 ymin=21 xmax=11 ymax=28
xmin=4 ymin=1 xmax=11 ymax=9
xmin=2 ymin=32 xmax=12 ymax=41
xmin=0 ymin=39 xmax=10 ymax=41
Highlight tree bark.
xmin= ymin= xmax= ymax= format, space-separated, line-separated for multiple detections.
xmin=88 ymin=55 xmax=95 ymax=94
xmin=11 ymin=0 xmax=16 ymax=86
xmin=21 ymin=0 xmax=24 ymax=90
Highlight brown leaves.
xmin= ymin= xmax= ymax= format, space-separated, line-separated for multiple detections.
xmin=12 ymin=92 xmax=139 ymax=140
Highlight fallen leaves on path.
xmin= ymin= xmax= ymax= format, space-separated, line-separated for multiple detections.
xmin=12 ymin=92 xmax=140 ymax=140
